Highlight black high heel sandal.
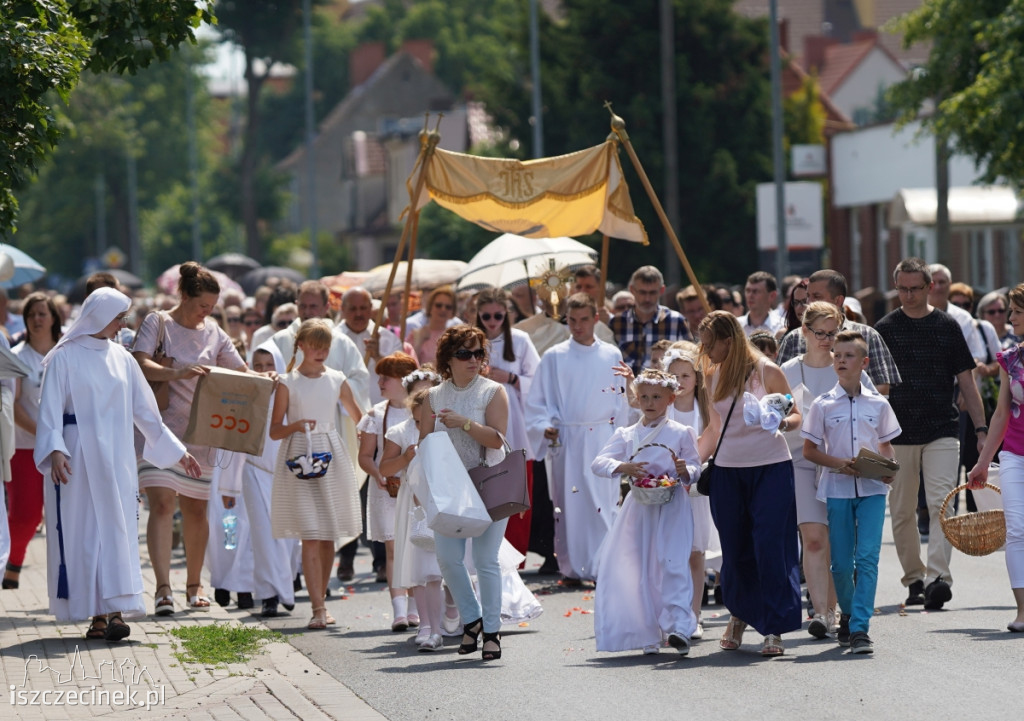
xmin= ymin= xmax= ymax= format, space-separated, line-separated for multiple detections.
xmin=3 ymin=563 xmax=21 ymax=590
xmin=458 ymin=618 xmax=482 ymax=655
xmin=481 ymin=631 xmax=501 ymax=661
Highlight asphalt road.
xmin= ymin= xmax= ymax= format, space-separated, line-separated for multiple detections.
xmin=250 ymin=504 xmax=1023 ymax=721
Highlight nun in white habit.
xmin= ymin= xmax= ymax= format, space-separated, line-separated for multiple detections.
xmin=34 ymin=288 xmax=201 ymax=641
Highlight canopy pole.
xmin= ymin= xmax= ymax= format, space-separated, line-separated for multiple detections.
xmin=605 ymin=103 xmax=711 ymax=314
xmin=599 ymin=234 xmax=610 ymax=311
xmin=401 ymin=208 xmax=421 ymax=342
xmin=368 ymin=121 xmax=440 ymax=363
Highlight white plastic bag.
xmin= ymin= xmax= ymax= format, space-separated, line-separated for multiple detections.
xmin=407 ymin=433 xmax=491 ymax=538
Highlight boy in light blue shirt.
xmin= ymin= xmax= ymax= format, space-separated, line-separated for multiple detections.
xmin=802 ymin=331 xmax=901 ymax=654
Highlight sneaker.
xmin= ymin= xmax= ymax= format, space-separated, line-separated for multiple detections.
xmin=667 ymin=633 xmax=691 ymax=656
xmin=905 ymin=580 xmax=926 ymax=606
xmin=691 ymin=620 xmax=704 ymax=640
xmin=837 ymin=613 xmax=851 ymax=647
xmin=808 ymin=613 xmax=829 ymax=639
xmin=642 ymin=644 xmax=660 ymax=655
xmin=849 ymin=631 xmax=874 ymax=654
xmin=924 ymin=578 xmax=952 ymax=610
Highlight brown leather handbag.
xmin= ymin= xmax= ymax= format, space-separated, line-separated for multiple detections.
xmin=133 ymin=311 xmax=173 ymax=411
xmin=468 ymin=434 xmax=530 ymax=521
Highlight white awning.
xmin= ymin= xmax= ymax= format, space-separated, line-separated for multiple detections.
xmin=889 ymin=186 xmax=1023 ymax=227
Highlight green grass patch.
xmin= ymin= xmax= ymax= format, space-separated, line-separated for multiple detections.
xmin=169 ymin=624 xmax=282 ymax=666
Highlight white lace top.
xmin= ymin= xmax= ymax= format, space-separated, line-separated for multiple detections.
xmin=428 ymin=373 xmax=502 ymax=469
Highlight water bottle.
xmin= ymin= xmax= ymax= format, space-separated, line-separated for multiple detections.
xmin=222 ymin=507 xmax=238 ymax=551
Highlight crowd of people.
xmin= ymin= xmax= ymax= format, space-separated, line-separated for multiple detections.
xmin=1 ymin=254 xmax=1022 ymax=657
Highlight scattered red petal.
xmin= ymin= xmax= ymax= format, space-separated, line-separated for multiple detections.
xmin=563 ymin=611 xmax=573 ymax=617
xmin=518 ymin=622 xmax=529 ymax=627
xmin=580 ymin=609 xmax=593 ymax=615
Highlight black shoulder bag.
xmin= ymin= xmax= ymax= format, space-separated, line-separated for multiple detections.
xmin=696 ymin=390 xmax=740 ymax=496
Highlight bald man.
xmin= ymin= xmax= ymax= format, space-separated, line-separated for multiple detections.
xmin=338 ymin=287 xmax=402 ymax=406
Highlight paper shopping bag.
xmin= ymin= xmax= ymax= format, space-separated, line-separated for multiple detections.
xmin=407 ymin=433 xmax=491 ymax=538
xmin=184 ymin=367 xmax=274 ymax=455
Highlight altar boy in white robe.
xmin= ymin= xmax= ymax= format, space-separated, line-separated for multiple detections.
xmin=526 ymin=293 xmax=628 ymax=582
xmin=35 ymin=288 xmax=201 ymax=641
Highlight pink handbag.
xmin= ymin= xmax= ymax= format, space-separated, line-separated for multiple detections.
xmin=468 ymin=435 xmax=530 ymax=521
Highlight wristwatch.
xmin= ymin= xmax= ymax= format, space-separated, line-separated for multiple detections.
xmin=463 ymin=419 xmax=472 ymax=432
xmin=975 ymin=425 xmax=989 ymax=434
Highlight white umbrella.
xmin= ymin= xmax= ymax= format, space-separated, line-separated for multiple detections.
xmin=455 ymin=234 xmax=598 ymax=292
xmin=0 ymin=243 xmax=47 ymax=288
xmin=364 ymin=259 xmax=468 ymax=295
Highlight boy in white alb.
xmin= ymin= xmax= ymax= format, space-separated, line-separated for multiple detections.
xmin=802 ymin=331 xmax=901 ymax=654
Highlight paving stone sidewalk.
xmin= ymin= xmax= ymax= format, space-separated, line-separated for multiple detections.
xmin=1 ymin=512 xmax=386 ymax=720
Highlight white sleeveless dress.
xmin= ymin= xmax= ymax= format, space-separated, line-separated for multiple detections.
xmin=271 ymin=368 xmax=361 ymax=542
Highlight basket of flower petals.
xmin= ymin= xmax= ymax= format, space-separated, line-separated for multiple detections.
xmin=623 ymin=443 xmax=681 ymax=505
xmin=630 ymin=474 xmax=682 ymax=505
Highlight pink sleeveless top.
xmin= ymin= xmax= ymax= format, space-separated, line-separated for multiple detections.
xmin=711 ymin=357 xmax=792 ymax=468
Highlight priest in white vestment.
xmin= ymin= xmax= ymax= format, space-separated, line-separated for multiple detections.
xmin=337 ymin=287 xmax=402 ymax=406
xmin=34 ymin=288 xmax=200 ymax=640
xmin=525 ymin=293 xmax=627 ymax=581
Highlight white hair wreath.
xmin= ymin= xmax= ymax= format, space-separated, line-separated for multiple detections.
xmin=401 ymin=369 xmax=441 ymax=389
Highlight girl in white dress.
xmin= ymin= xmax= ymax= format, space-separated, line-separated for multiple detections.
xmin=474 ymin=288 xmax=541 ymax=556
xmin=381 ymin=377 xmax=445 ymax=651
xmin=270 ymin=319 xmax=363 ymax=630
xmin=662 ymin=346 xmax=721 ymax=640
xmin=356 ymin=352 xmax=419 ymax=631
xmin=591 ymin=369 xmax=701 ymax=656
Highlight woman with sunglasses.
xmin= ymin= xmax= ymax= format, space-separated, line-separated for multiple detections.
xmin=474 ymin=287 xmax=541 ymax=557
xmin=418 ymin=325 xmax=510 ymax=660
xmin=407 ymin=286 xmax=457 ymax=366
xmin=977 ymin=291 xmax=1020 ymax=350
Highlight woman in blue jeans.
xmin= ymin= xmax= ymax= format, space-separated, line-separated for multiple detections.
xmin=418 ymin=325 xmax=510 ymax=660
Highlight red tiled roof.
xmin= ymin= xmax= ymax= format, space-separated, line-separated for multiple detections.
xmin=818 ymin=39 xmax=876 ymax=94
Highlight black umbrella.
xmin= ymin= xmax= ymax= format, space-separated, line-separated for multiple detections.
xmin=206 ymin=252 xmax=261 ymax=279
xmin=68 ymin=268 xmax=144 ymax=303
xmin=237 ymin=266 xmax=306 ymax=295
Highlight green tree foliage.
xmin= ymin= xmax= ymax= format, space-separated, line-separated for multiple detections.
xmin=347 ymin=0 xmax=773 ymax=283
xmin=0 ymin=0 xmax=212 ymax=236
xmin=14 ymin=51 xmax=227 ymax=281
xmin=213 ymin=0 xmax=327 ymax=260
xmin=469 ymin=0 xmax=774 ymax=283
xmin=887 ymin=0 xmax=1024 ymax=185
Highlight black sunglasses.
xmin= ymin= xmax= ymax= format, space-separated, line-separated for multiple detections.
xmin=453 ymin=348 xmax=486 ymax=361
xmin=480 ymin=312 xmax=505 ymax=322
xmin=275 ymin=319 xmax=292 ymax=329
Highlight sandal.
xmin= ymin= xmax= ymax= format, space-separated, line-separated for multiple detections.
xmin=719 ymin=617 xmax=747 ymax=651
xmin=308 ymin=607 xmax=328 ymax=630
xmin=458 ymin=618 xmax=483 ymax=655
xmin=86 ymin=616 xmax=108 ymax=640
xmin=2 ymin=562 xmax=21 ymax=589
xmin=186 ymin=584 xmax=211 ymax=610
xmin=761 ymin=633 xmax=784 ymax=657
xmin=104 ymin=615 xmax=131 ymax=642
xmin=325 ymin=610 xmax=336 ymax=625
xmin=481 ymin=631 xmax=501 ymax=661
xmin=154 ymin=584 xmax=174 ymax=616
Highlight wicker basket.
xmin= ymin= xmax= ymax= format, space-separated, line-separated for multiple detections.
xmin=622 ymin=443 xmax=681 ymax=506
xmin=939 ymin=482 xmax=1005 ymax=556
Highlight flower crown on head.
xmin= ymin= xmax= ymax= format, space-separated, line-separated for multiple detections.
xmin=402 ymin=369 xmax=441 ymax=389
xmin=660 ymin=348 xmax=697 ymax=372
xmin=632 ymin=369 xmax=680 ymax=392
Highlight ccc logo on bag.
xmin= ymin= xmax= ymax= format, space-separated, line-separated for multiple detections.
xmin=210 ymin=415 xmax=250 ymax=433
